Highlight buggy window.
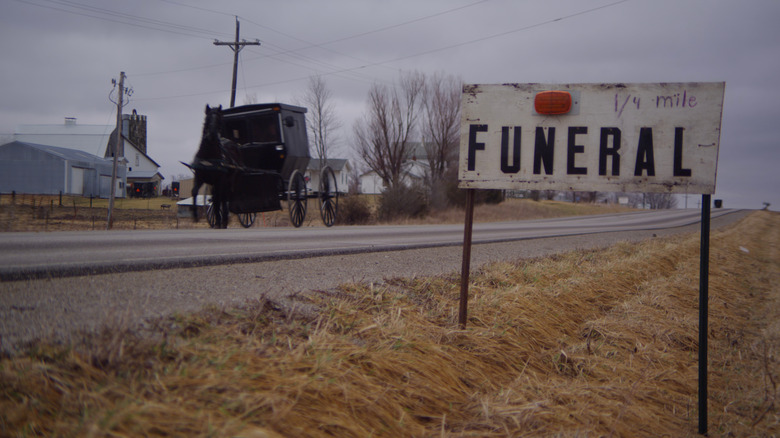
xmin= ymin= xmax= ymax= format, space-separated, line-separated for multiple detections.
xmin=223 ymin=119 xmax=247 ymax=144
xmin=247 ymin=113 xmax=281 ymax=143
xmin=223 ymin=112 xmax=281 ymax=145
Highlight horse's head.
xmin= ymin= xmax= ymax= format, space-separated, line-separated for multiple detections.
xmin=203 ymin=105 xmax=223 ymax=141
xmin=197 ymin=104 xmax=224 ymax=159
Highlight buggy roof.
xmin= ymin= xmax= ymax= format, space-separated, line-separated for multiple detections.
xmin=221 ymin=103 xmax=307 ymax=117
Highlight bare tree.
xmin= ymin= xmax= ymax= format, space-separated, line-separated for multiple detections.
xmin=421 ymin=72 xmax=461 ymax=185
xmin=629 ymin=192 xmax=678 ymax=209
xmin=354 ymin=71 xmax=425 ymax=189
xmin=646 ymin=192 xmax=678 ymax=209
xmin=347 ymin=165 xmax=362 ymax=195
xmin=298 ymin=76 xmax=341 ymax=166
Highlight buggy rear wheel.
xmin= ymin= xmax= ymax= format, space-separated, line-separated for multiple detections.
xmin=287 ymin=170 xmax=307 ymax=228
xmin=319 ymin=166 xmax=338 ymax=227
xmin=238 ymin=212 xmax=256 ymax=228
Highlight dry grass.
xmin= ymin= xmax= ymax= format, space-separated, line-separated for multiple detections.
xmin=0 ymin=194 xmax=296 ymax=231
xmin=1 ymin=211 xmax=777 ymax=436
xmin=359 ymin=196 xmax=635 ymax=226
xmin=0 ymin=194 xmax=634 ymax=231
xmin=418 ymin=198 xmax=634 ymax=225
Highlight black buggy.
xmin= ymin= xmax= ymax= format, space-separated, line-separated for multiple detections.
xmin=201 ymin=103 xmax=338 ymax=228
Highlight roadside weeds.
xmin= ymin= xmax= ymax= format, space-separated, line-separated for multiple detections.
xmin=0 ymin=211 xmax=777 ymax=436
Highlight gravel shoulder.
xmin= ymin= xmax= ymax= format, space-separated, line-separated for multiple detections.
xmin=0 ymin=211 xmax=750 ymax=353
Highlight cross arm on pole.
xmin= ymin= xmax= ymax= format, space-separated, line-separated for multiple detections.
xmin=212 ymin=18 xmax=260 ymax=108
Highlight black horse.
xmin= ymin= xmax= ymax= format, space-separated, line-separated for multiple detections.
xmin=187 ymin=105 xmax=244 ymax=228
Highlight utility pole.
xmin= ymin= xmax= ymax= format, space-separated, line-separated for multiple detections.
xmin=213 ymin=17 xmax=260 ymax=107
xmin=107 ymin=71 xmax=129 ymax=230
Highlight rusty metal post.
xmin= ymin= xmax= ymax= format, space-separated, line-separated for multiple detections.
xmin=458 ymin=189 xmax=476 ymax=329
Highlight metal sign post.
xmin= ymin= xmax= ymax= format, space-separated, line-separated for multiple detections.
xmin=458 ymin=189 xmax=476 ymax=329
xmin=699 ymin=194 xmax=711 ymax=435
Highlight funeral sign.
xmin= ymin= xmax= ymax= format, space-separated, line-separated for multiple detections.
xmin=458 ymin=82 xmax=725 ymax=194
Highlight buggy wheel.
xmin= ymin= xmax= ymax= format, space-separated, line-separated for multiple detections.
xmin=206 ymin=201 xmax=217 ymax=228
xmin=319 ymin=166 xmax=338 ymax=227
xmin=238 ymin=212 xmax=256 ymax=228
xmin=287 ymin=170 xmax=307 ymax=228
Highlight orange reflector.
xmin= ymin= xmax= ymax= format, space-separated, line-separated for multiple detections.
xmin=534 ymin=91 xmax=572 ymax=115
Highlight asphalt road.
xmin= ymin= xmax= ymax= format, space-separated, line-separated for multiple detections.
xmin=0 ymin=209 xmax=749 ymax=352
xmin=0 ymin=208 xmax=740 ymax=281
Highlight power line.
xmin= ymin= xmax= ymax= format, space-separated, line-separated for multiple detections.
xmin=121 ymin=0 xmax=491 ymax=78
xmin=157 ymin=0 xmax=236 ymax=18
xmin=237 ymin=0 xmax=635 ymax=90
xmin=347 ymin=0 xmax=634 ymax=68
xmin=13 ymin=0 xmax=233 ymax=40
xmin=236 ymin=0 xmax=491 ymax=69
xmin=298 ymin=0 xmax=493 ymax=48
xmin=241 ymin=44 xmax=389 ymax=87
xmin=135 ymin=0 xmax=632 ymax=102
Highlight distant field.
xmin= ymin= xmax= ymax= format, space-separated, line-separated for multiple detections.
xmin=0 ymin=193 xmax=636 ymax=231
xmin=0 ymin=193 xmax=208 ymax=231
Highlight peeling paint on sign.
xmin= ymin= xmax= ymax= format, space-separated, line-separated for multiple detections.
xmin=458 ymin=82 xmax=725 ymax=194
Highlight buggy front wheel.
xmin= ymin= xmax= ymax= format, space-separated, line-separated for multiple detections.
xmin=238 ymin=212 xmax=256 ymax=228
xmin=206 ymin=202 xmax=217 ymax=228
xmin=287 ymin=170 xmax=307 ymax=228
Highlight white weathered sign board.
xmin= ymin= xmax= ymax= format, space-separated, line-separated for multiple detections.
xmin=458 ymin=82 xmax=725 ymax=194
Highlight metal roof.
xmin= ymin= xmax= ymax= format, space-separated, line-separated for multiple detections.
xmin=1 ymin=141 xmax=111 ymax=163
xmin=307 ymin=158 xmax=350 ymax=172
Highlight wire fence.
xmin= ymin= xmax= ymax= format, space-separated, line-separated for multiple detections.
xmin=0 ymin=192 xmax=296 ymax=231
xmin=0 ymin=192 xmax=203 ymax=231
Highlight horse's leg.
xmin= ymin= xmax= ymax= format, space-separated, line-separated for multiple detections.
xmin=222 ymin=195 xmax=230 ymax=229
xmin=219 ymin=182 xmax=229 ymax=229
xmin=214 ymin=192 xmax=221 ymax=228
xmin=191 ymin=175 xmax=202 ymax=222
xmin=222 ymin=177 xmax=231 ymax=229
xmin=212 ymin=183 xmax=222 ymax=229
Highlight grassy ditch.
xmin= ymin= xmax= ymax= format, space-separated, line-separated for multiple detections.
xmin=1 ymin=211 xmax=777 ymax=436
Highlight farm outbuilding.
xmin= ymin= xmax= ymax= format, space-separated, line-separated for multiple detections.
xmin=12 ymin=113 xmax=162 ymax=197
xmin=305 ymin=158 xmax=351 ymax=194
xmin=0 ymin=141 xmax=126 ymax=198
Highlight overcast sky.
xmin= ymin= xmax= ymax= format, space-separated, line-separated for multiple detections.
xmin=1 ymin=0 xmax=778 ymax=210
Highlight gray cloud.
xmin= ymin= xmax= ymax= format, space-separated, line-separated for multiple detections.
xmin=1 ymin=0 xmax=778 ymax=210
